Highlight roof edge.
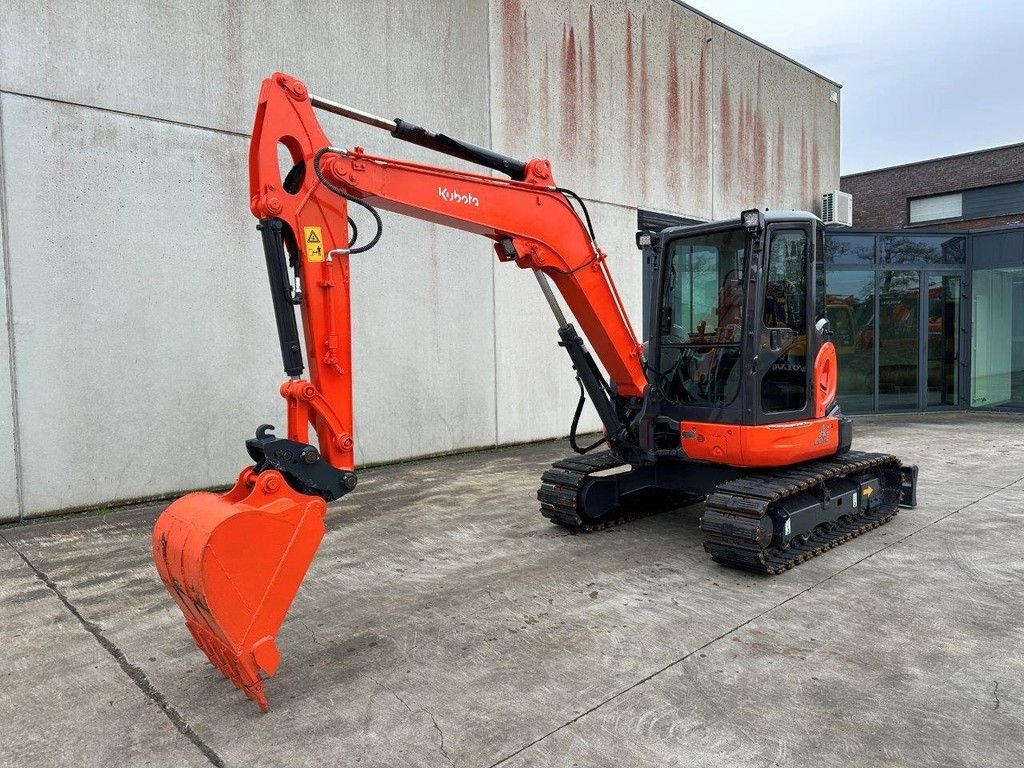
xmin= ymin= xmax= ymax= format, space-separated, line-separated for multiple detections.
xmin=671 ymin=1 xmax=843 ymax=88
xmin=842 ymin=141 xmax=1024 ymax=179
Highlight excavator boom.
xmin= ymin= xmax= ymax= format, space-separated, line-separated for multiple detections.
xmin=153 ymin=72 xmax=648 ymax=711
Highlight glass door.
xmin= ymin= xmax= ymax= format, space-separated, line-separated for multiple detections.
xmin=878 ymin=270 xmax=920 ymax=410
xmin=924 ymin=272 xmax=961 ymax=407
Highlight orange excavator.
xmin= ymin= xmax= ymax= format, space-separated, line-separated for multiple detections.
xmin=152 ymin=72 xmax=918 ymax=711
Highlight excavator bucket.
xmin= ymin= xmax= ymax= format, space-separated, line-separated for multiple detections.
xmin=152 ymin=467 xmax=328 ymax=711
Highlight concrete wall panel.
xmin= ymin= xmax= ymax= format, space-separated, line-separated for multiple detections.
xmin=490 ymin=0 xmax=715 ymax=220
xmin=0 ymin=105 xmax=20 ymax=519
xmin=2 ymin=94 xmax=280 ymax=515
xmin=1 ymin=95 xmax=495 ymax=515
xmin=349 ymin=217 xmax=496 ymax=467
xmin=494 ymin=199 xmax=641 ymax=444
xmin=711 ymin=27 xmax=841 ymax=218
xmin=0 ymin=0 xmax=492 ymax=150
xmin=1 ymin=2 xmax=842 ymax=515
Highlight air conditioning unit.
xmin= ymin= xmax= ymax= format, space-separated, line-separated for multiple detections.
xmin=821 ymin=190 xmax=853 ymax=227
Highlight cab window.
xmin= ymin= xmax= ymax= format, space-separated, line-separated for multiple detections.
xmin=761 ymin=230 xmax=808 ymax=413
xmin=657 ymin=228 xmax=746 ymax=406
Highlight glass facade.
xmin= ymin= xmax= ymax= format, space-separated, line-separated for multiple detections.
xmin=823 ymin=228 xmax=1023 ymax=414
xmin=825 ymin=271 xmax=874 ymax=412
xmin=971 ymin=267 xmax=1024 ymax=409
xmin=879 ymin=235 xmax=966 ymax=264
xmin=927 ymin=275 xmax=960 ymax=406
xmin=877 ymin=270 xmax=920 ymax=410
xmin=825 ymin=234 xmax=874 ymax=265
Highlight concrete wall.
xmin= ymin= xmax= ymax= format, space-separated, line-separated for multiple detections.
xmin=0 ymin=0 xmax=840 ymax=518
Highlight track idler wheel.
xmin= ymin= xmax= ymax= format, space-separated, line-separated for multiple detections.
xmin=152 ymin=467 xmax=327 ymax=711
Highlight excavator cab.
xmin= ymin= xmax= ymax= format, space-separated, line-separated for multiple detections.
xmin=645 ymin=210 xmax=846 ymax=466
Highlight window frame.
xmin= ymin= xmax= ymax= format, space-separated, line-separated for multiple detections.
xmin=759 ymin=226 xmax=812 ymax=416
xmin=907 ymin=191 xmax=964 ymax=226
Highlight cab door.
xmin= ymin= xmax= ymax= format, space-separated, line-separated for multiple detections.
xmin=750 ymin=222 xmax=825 ymax=425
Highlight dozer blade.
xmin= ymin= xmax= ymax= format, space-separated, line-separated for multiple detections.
xmin=152 ymin=467 xmax=327 ymax=711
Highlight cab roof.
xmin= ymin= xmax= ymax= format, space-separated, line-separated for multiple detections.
xmin=658 ymin=210 xmax=821 ymax=241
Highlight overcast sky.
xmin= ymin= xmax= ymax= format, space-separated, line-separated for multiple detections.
xmin=685 ymin=0 xmax=1024 ymax=175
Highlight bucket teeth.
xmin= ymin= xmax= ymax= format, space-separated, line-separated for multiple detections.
xmin=152 ymin=469 xmax=327 ymax=712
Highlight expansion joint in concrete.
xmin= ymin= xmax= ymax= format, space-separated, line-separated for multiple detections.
xmin=0 ymin=95 xmax=26 ymax=521
xmin=0 ymin=88 xmax=250 ymax=141
xmin=1 ymin=536 xmax=226 ymax=768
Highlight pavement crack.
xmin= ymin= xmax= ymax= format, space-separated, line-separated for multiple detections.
xmin=3 ymin=538 xmax=225 ymax=768
xmin=428 ymin=711 xmax=456 ymax=767
xmin=374 ymin=678 xmax=455 ymax=766
xmin=993 ymin=680 xmax=1000 ymax=710
xmin=487 ymin=475 xmax=1024 ymax=767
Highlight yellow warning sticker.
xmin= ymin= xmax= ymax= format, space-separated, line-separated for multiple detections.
xmin=304 ymin=226 xmax=325 ymax=262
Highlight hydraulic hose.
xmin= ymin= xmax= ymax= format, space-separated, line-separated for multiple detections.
xmin=312 ymin=147 xmax=384 ymax=254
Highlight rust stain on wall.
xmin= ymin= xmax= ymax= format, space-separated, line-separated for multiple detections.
xmin=748 ymin=63 xmax=767 ymax=205
xmin=693 ymin=39 xmax=709 ymax=191
xmin=665 ymin=23 xmax=682 ymax=196
xmin=688 ymin=81 xmax=695 ymax=166
xmin=540 ymin=43 xmax=550 ymax=137
xmin=625 ymin=11 xmax=635 ymax=168
xmin=639 ymin=14 xmax=650 ymax=143
xmin=775 ymin=112 xmax=786 ymax=198
xmin=500 ymin=0 xmax=529 ymax=128
xmin=811 ymin=132 xmax=821 ymax=208
xmin=561 ymin=23 xmax=580 ymax=159
xmin=719 ymin=60 xmax=733 ymax=194
xmin=634 ymin=13 xmax=651 ymax=198
xmin=586 ymin=5 xmax=598 ymax=170
xmin=800 ymin=120 xmax=810 ymax=209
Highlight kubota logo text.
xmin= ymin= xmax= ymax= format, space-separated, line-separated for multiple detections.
xmin=438 ymin=187 xmax=480 ymax=207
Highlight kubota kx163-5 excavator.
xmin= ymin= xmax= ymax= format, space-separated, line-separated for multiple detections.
xmin=153 ymin=72 xmax=918 ymax=711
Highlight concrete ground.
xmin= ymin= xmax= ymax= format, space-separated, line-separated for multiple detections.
xmin=1 ymin=411 xmax=1022 ymax=768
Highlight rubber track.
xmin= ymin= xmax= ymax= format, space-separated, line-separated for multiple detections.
xmin=539 ymin=452 xmax=642 ymax=531
xmin=701 ymin=450 xmax=903 ymax=574
xmin=537 ymin=451 xmax=704 ymax=532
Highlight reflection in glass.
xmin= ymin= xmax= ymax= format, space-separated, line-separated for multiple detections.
xmin=878 ymin=271 xmax=920 ymax=410
xmin=927 ymin=275 xmax=960 ymax=406
xmin=971 ymin=267 xmax=1024 ymax=409
xmin=824 ymin=235 xmax=874 ymax=265
xmin=880 ymin=235 xmax=966 ymax=264
xmin=658 ymin=229 xmax=746 ymax=406
xmin=826 ymin=271 xmax=875 ymax=412
xmin=762 ymin=230 xmax=809 ymax=413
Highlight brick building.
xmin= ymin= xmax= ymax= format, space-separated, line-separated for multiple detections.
xmin=841 ymin=143 xmax=1024 ymax=229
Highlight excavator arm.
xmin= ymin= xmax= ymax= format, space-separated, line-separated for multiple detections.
xmin=152 ymin=72 xmax=648 ymax=711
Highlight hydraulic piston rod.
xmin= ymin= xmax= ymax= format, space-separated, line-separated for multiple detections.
xmin=311 ymin=92 xmax=527 ymax=180
xmin=310 ymin=94 xmax=397 ymax=131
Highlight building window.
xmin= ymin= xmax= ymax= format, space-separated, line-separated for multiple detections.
xmin=963 ymin=181 xmax=1024 ymax=220
xmin=909 ymin=182 xmax=1024 ymax=225
xmin=826 ymin=270 xmax=875 ymax=413
xmin=825 ymin=234 xmax=874 ymax=265
xmin=880 ymin=235 xmax=966 ymax=264
xmin=878 ymin=270 xmax=920 ymax=410
xmin=909 ymin=192 xmax=963 ymax=224
xmin=971 ymin=267 xmax=1024 ymax=409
